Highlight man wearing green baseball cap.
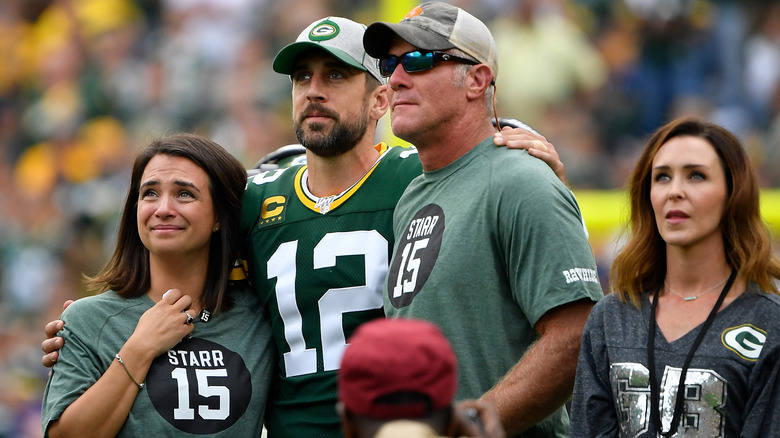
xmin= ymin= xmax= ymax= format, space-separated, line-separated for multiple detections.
xmin=245 ymin=16 xmax=422 ymax=437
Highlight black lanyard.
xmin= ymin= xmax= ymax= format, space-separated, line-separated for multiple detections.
xmin=647 ymin=269 xmax=736 ymax=436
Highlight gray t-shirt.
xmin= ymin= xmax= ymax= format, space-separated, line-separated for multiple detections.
xmin=571 ymin=285 xmax=780 ymax=437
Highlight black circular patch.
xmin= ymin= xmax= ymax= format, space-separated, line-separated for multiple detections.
xmin=387 ymin=204 xmax=445 ymax=308
xmin=146 ymin=337 xmax=252 ymax=434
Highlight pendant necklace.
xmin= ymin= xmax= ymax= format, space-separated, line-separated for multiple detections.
xmin=664 ymin=274 xmax=730 ymax=301
xmin=647 ymin=269 xmax=736 ymax=436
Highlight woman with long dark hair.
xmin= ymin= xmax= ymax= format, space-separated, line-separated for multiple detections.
xmin=41 ymin=134 xmax=273 ymax=437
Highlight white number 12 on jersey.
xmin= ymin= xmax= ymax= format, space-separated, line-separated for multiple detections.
xmin=267 ymin=230 xmax=387 ymax=377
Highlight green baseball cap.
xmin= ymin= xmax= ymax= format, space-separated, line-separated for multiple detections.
xmin=273 ymin=17 xmax=384 ymax=83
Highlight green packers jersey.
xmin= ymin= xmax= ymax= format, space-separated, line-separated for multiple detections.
xmin=240 ymin=144 xmax=422 ymax=438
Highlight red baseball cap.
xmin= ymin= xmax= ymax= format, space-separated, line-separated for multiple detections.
xmin=338 ymin=318 xmax=457 ymax=419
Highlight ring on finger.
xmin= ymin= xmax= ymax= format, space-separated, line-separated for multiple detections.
xmin=183 ymin=311 xmax=195 ymax=325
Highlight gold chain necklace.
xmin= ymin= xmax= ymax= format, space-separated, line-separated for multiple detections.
xmin=663 ymin=275 xmax=730 ymax=301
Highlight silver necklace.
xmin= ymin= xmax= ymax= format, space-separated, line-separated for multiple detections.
xmin=664 ymin=275 xmax=730 ymax=301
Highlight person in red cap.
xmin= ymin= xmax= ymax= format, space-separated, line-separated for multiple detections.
xmin=337 ymin=318 xmax=504 ymax=438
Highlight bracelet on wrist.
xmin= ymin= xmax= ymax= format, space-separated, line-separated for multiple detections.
xmin=115 ymin=353 xmax=145 ymax=390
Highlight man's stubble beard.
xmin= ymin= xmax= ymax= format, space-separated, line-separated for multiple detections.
xmin=294 ymin=101 xmax=370 ymax=158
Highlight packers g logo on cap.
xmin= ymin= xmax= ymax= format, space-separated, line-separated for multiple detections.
xmin=309 ymin=19 xmax=340 ymax=41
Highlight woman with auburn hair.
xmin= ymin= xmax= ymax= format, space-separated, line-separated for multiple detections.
xmin=41 ymin=134 xmax=273 ymax=437
xmin=570 ymin=118 xmax=780 ymax=437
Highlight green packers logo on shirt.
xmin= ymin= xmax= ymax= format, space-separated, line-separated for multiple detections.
xmin=721 ymin=324 xmax=766 ymax=361
xmin=309 ymin=20 xmax=339 ymax=41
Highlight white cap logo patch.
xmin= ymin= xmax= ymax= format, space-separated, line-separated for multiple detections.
xmin=721 ymin=324 xmax=766 ymax=361
xmin=310 ymin=21 xmax=339 ymax=41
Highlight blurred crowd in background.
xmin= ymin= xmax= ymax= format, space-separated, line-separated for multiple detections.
xmin=1 ymin=0 xmax=779 ymax=435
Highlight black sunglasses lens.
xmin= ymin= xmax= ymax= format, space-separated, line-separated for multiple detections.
xmin=379 ymin=51 xmax=435 ymax=77
xmin=402 ymin=51 xmax=434 ymax=73
xmin=379 ymin=57 xmax=398 ymax=77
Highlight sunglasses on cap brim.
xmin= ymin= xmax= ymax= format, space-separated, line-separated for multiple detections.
xmin=378 ymin=50 xmax=479 ymax=78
